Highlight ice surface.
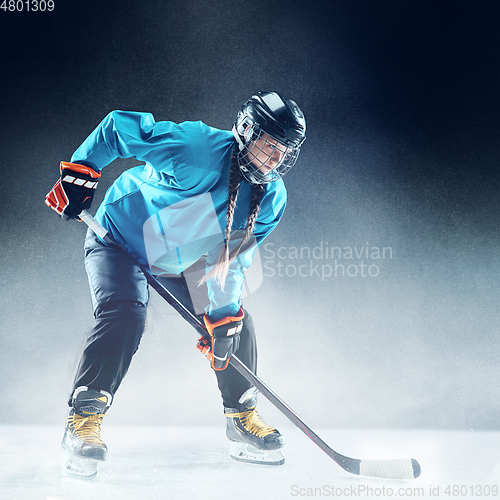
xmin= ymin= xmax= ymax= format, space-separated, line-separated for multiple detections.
xmin=1 ymin=425 xmax=500 ymax=500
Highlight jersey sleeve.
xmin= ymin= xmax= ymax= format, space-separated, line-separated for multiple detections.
xmin=71 ymin=110 xmax=226 ymax=193
xmin=70 ymin=110 xmax=160 ymax=168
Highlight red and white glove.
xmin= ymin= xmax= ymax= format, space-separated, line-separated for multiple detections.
xmin=45 ymin=161 xmax=101 ymax=220
xmin=197 ymin=309 xmax=245 ymax=371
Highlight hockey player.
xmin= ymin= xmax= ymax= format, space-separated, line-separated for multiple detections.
xmin=45 ymin=91 xmax=306 ymax=477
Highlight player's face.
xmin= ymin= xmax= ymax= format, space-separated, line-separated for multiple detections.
xmin=246 ymin=132 xmax=290 ymax=174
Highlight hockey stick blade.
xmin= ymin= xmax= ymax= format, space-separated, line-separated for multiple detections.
xmin=229 ymin=354 xmax=420 ymax=479
xmin=78 ymin=210 xmax=421 ymax=480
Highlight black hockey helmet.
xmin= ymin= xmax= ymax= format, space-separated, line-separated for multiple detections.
xmin=232 ymin=91 xmax=306 ymax=184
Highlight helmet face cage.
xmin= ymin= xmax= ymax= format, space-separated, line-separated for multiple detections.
xmin=235 ymin=121 xmax=300 ymax=185
xmin=233 ymin=92 xmax=306 ymax=185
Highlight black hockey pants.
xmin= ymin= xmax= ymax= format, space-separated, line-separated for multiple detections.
xmin=72 ymin=228 xmax=257 ymax=409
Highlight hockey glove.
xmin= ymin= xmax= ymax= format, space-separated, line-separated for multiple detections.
xmin=198 ymin=309 xmax=245 ymax=371
xmin=45 ymin=161 xmax=101 ymax=220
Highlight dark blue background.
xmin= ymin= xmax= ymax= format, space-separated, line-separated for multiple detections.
xmin=1 ymin=0 xmax=499 ymax=429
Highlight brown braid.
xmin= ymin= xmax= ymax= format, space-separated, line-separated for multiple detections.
xmin=200 ymin=145 xmax=265 ymax=290
xmin=231 ymin=182 xmax=265 ymax=258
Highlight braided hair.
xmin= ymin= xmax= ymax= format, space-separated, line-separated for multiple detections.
xmin=200 ymin=144 xmax=265 ymax=290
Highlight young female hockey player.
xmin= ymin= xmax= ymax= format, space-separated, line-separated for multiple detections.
xmin=45 ymin=91 xmax=306 ymax=476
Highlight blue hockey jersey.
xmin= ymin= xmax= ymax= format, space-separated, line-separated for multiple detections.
xmin=71 ymin=110 xmax=287 ymax=319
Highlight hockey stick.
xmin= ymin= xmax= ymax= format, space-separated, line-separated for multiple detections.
xmin=78 ymin=210 xmax=421 ymax=480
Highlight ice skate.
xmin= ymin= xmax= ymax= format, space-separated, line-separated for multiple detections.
xmin=61 ymin=386 xmax=112 ymax=479
xmin=225 ymin=388 xmax=285 ymax=466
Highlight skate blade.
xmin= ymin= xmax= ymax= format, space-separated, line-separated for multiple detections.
xmin=229 ymin=442 xmax=285 ymax=466
xmin=61 ymin=452 xmax=98 ymax=480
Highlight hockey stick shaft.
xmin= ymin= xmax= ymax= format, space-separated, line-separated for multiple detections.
xmin=78 ymin=210 xmax=420 ymax=479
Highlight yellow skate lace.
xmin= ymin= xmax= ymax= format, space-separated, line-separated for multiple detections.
xmin=227 ymin=407 xmax=277 ymax=438
xmin=67 ymin=413 xmax=106 ymax=446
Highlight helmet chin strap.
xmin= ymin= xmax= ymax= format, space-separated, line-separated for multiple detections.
xmin=232 ymin=125 xmax=262 ymax=185
xmin=231 ymin=128 xmax=261 ymax=185
xmin=232 ymin=124 xmax=246 ymax=151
